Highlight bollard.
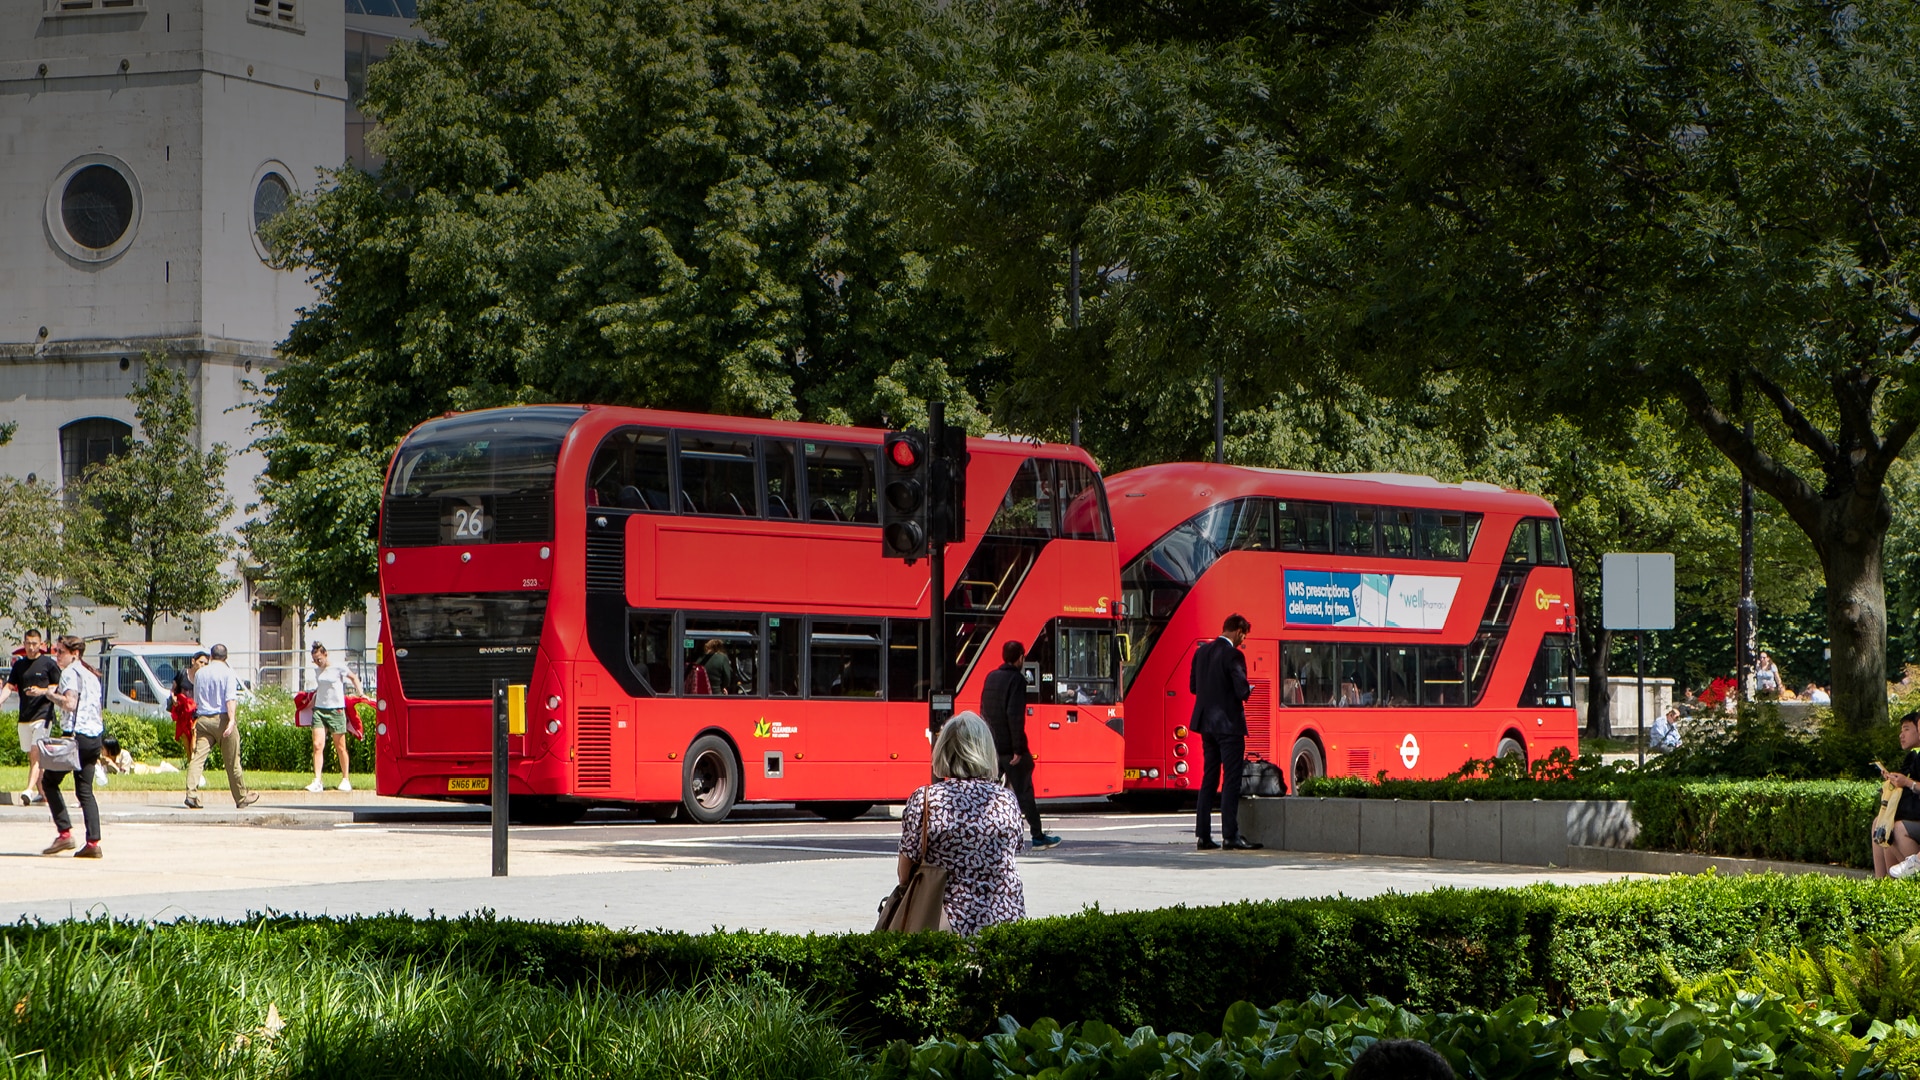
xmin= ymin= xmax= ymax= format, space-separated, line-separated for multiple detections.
xmin=492 ymin=678 xmax=509 ymax=876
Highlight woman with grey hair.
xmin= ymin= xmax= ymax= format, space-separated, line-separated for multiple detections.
xmin=897 ymin=712 xmax=1027 ymax=934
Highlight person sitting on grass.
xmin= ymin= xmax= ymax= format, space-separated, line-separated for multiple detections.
xmin=1648 ymin=706 xmax=1682 ymax=752
xmin=1876 ymin=711 xmax=1920 ymax=879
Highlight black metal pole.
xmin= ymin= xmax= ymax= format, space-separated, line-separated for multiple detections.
xmin=1635 ymin=632 xmax=1646 ymax=769
xmin=1736 ymin=419 xmax=1756 ymax=703
xmin=492 ymin=678 xmax=509 ymax=877
xmin=928 ymin=402 xmax=949 ymax=733
xmin=1213 ymin=370 xmax=1225 ymax=464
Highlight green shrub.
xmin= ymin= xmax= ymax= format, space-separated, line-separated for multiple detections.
xmin=1647 ymin=703 xmax=1905 ymax=780
xmin=6 ymin=874 xmax=1920 ymax=1046
xmin=1631 ymin=780 xmax=1880 ymax=868
xmin=871 ymin=989 xmax=1916 ymax=1079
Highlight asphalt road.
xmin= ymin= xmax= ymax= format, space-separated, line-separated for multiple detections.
xmin=0 ymin=799 xmax=1649 ymax=931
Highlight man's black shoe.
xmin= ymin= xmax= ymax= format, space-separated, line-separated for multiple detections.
xmin=1196 ymin=839 xmax=1221 ymax=851
xmin=1223 ymin=838 xmax=1264 ymax=850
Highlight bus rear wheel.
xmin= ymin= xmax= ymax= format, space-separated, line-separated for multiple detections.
xmin=1290 ymin=737 xmax=1325 ymax=793
xmin=1496 ymin=734 xmax=1528 ymax=765
xmin=800 ymin=801 xmax=873 ymax=822
xmin=681 ymin=735 xmax=740 ymax=824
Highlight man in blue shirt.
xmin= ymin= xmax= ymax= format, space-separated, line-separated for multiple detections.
xmin=184 ymin=644 xmax=257 ymax=809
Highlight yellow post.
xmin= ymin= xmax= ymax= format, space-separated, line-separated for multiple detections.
xmin=507 ymin=684 xmax=526 ymax=736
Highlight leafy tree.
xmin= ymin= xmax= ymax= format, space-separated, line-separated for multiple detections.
xmin=0 ymin=477 xmax=78 ymax=638
xmin=261 ymin=0 xmax=993 ymax=616
xmin=68 ymin=364 xmax=237 ymax=640
xmin=1327 ymin=0 xmax=1920 ymax=730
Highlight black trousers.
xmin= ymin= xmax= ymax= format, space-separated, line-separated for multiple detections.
xmin=998 ymin=754 xmax=1044 ymax=840
xmin=1195 ymin=732 xmax=1245 ymax=843
xmin=45 ymin=733 xmax=102 ymax=844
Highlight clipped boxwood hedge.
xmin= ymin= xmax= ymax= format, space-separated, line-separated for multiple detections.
xmin=7 ymin=874 xmax=1919 ymax=1045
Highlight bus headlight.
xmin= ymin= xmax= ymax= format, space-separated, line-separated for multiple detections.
xmin=546 ymin=695 xmax=562 ymax=711
xmin=546 ymin=719 xmax=561 ymax=734
xmin=1174 ymin=761 xmax=1189 ymax=775
xmin=376 ymin=723 xmax=387 ymax=736
xmin=1146 ymin=768 xmax=1160 ymax=779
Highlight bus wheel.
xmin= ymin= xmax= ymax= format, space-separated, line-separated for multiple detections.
xmin=801 ymin=801 xmax=873 ymax=822
xmin=681 ymin=735 xmax=740 ymax=824
xmin=1290 ymin=737 xmax=1325 ymax=793
xmin=1496 ymin=735 xmax=1528 ymax=765
xmin=512 ymin=797 xmax=590 ymax=825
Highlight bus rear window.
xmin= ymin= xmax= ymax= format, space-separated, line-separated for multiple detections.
xmin=384 ymin=408 xmax=581 ymax=547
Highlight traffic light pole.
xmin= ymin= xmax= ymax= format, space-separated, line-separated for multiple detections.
xmin=927 ymin=401 xmax=952 ymax=734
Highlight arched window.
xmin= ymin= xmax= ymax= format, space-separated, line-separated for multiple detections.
xmin=60 ymin=417 xmax=131 ymax=493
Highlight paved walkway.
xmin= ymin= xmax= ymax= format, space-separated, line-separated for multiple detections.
xmin=0 ymin=802 xmax=1651 ymax=932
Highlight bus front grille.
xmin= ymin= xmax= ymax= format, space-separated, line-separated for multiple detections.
xmin=394 ymin=647 xmax=538 ymax=701
xmin=577 ymin=707 xmax=614 ymax=789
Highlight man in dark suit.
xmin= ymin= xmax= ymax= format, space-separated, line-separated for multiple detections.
xmin=981 ymin=639 xmax=1061 ymax=849
xmin=1191 ymin=613 xmax=1262 ymax=850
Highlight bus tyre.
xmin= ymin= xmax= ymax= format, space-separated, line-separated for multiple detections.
xmin=1290 ymin=737 xmax=1325 ymax=793
xmin=1496 ymin=735 xmax=1528 ymax=764
xmin=681 ymin=735 xmax=740 ymax=824
xmin=801 ymin=801 xmax=873 ymax=822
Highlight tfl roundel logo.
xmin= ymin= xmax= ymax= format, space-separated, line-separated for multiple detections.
xmin=1399 ymin=733 xmax=1421 ymax=769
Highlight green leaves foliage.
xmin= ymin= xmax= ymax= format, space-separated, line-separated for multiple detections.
xmin=260 ymin=0 xmax=993 ymax=616
xmin=873 ymin=990 xmax=1903 ymax=1079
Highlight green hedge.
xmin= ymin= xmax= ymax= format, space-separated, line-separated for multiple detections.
xmin=1 ymin=712 xmax=362 ymax=773
xmin=7 ymin=874 xmax=1920 ymax=1045
xmin=1631 ymin=780 xmax=1881 ymax=869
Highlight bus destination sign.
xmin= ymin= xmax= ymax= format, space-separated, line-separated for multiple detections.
xmin=1283 ymin=571 xmax=1460 ymax=631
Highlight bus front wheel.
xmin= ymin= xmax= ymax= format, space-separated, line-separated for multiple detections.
xmin=1290 ymin=737 xmax=1325 ymax=793
xmin=682 ymin=735 xmax=740 ymax=824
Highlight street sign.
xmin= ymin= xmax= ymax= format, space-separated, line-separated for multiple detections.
xmin=1602 ymin=553 xmax=1675 ymax=631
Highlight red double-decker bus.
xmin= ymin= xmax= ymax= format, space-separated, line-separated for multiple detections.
xmin=372 ymin=406 xmax=1124 ymax=823
xmin=1107 ymin=464 xmax=1578 ymax=797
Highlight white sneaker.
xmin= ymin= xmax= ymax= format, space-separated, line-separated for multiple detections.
xmin=304 ymin=778 xmax=324 ymax=793
xmin=337 ymin=778 xmax=353 ymax=792
xmin=1891 ymin=854 xmax=1920 ymax=880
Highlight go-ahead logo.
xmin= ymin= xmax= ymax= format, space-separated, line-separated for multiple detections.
xmin=1534 ymin=588 xmax=1563 ymax=610
xmin=752 ymin=719 xmax=798 ymax=739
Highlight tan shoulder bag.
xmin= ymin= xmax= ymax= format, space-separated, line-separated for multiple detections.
xmin=876 ymin=784 xmax=950 ymax=932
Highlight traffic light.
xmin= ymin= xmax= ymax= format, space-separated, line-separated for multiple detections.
xmin=880 ymin=431 xmax=929 ymax=560
xmin=930 ymin=427 xmax=969 ymax=544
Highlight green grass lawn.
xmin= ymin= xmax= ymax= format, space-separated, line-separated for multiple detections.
xmin=0 ymin=767 xmax=364 ymax=792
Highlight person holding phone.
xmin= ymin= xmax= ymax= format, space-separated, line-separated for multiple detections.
xmin=1876 ymin=711 xmax=1920 ymax=878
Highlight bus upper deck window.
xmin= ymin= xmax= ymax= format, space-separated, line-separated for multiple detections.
xmin=990 ymin=459 xmax=1053 ymax=537
xmin=1334 ymin=505 xmax=1378 ymax=556
xmin=589 ymin=428 xmax=669 ymax=512
xmin=1419 ymin=511 xmax=1468 ymax=561
xmin=678 ymin=433 xmax=759 ymax=516
xmin=765 ymin=440 xmax=800 ymax=519
xmin=1275 ymin=502 xmax=1332 ymax=552
xmin=1381 ymin=508 xmax=1417 ymax=558
xmin=1505 ymin=519 xmax=1537 ymax=564
xmin=1229 ymin=499 xmax=1274 ymax=551
xmin=805 ymin=442 xmax=878 ymax=524
xmin=1055 ymin=461 xmax=1113 ymax=540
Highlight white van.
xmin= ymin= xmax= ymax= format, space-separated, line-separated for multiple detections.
xmin=101 ymin=643 xmax=205 ymax=718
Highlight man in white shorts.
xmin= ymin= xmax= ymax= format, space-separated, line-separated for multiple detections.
xmin=0 ymin=631 xmax=61 ymax=806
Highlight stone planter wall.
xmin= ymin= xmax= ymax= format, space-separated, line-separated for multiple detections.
xmin=1239 ymin=797 xmax=1639 ymax=867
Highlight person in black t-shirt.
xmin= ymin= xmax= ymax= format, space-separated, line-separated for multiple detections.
xmin=1876 ymin=711 xmax=1920 ymax=878
xmin=0 ymin=630 xmax=62 ymax=807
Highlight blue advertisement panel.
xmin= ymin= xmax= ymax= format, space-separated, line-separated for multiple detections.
xmin=1283 ymin=570 xmax=1460 ymax=630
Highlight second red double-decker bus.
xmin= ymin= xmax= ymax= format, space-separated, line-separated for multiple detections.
xmin=373 ymin=406 xmax=1124 ymax=822
xmin=1107 ymin=464 xmax=1578 ymax=797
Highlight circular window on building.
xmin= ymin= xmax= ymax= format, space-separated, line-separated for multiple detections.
xmin=45 ymin=155 xmax=142 ymax=264
xmin=62 ymin=166 xmax=134 ymax=249
xmin=250 ymin=162 xmax=297 ymax=265
xmin=254 ymin=173 xmax=289 ymax=232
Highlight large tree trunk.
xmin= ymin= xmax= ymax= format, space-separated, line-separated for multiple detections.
xmin=1819 ymin=499 xmax=1891 ymax=732
xmin=1584 ymin=627 xmax=1614 ymax=740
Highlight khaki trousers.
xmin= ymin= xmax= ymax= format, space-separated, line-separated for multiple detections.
xmin=186 ymin=716 xmax=252 ymax=804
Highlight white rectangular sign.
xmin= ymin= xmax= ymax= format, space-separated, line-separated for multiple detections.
xmin=1602 ymin=553 xmax=1675 ymax=630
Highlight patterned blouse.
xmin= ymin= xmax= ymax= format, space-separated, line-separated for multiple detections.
xmin=898 ymin=778 xmax=1027 ymax=936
